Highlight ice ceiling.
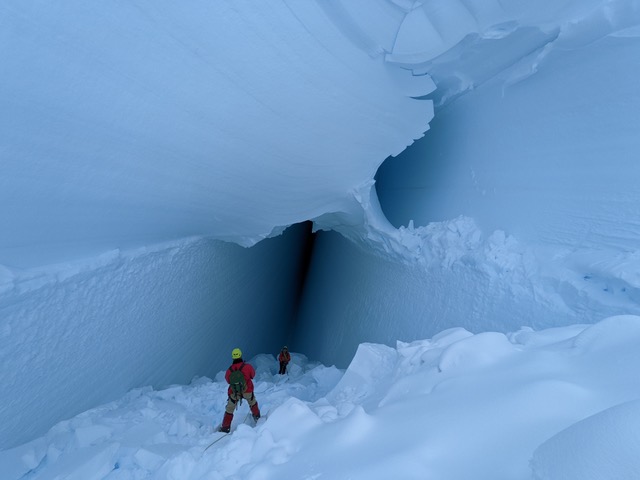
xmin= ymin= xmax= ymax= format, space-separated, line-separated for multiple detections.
xmin=2 ymin=0 xmax=625 ymax=268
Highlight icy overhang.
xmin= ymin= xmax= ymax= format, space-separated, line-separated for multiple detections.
xmin=0 ymin=1 xmax=433 ymax=268
xmin=313 ymin=0 xmax=637 ymax=264
xmin=1 ymin=0 xmax=635 ymax=269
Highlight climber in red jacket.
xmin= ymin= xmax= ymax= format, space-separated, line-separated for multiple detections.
xmin=278 ymin=346 xmax=291 ymax=375
xmin=219 ymin=348 xmax=261 ymax=433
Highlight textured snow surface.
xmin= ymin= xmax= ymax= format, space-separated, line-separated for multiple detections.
xmin=2 ymin=0 xmax=640 ymax=456
xmin=2 ymin=317 xmax=640 ymax=479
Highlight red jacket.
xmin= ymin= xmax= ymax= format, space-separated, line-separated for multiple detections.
xmin=278 ymin=351 xmax=291 ymax=363
xmin=225 ymin=361 xmax=256 ymax=394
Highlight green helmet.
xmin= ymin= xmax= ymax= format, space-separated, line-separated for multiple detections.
xmin=231 ymin=348 xmax=242 ymax=359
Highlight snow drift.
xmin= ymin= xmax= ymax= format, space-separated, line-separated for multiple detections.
xmin=2 ymin=0 xmax=640 ymax=454
xmin=2 ymin=316 xmax=640 ymax=479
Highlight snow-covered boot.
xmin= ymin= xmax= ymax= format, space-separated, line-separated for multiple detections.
xmin=250 ymin=403 xmax=261 ymax=421
xmin=219 ymin=412 xmax=233 ymax=433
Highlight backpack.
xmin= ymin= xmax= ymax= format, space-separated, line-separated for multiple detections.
xmin=228 ymin=366 xmax=247 ymax=398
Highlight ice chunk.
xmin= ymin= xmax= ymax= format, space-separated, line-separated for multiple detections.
xmin=264 ymin=398 xmax=322 ymax=442
xmin=73 ymin=425 xmax=113 ymax=448
xmin=325 ymin=343 xmax=397 ymax=408
xmin=0 ymin=440 xmax=47 ymax=480
xmin=32 ymin=443 xmax=120 ymax=480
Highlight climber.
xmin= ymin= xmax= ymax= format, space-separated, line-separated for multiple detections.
xmin=218 ymin=348 xmax=261 ymax=433
xmin=278 ymin=345 xmax=291 ymax=375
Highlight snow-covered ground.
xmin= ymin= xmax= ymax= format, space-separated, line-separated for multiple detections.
xmin=2 ymin=0 xmax=640 ymax=469
xmin=3 ymin=315 xmax=639 ymax=480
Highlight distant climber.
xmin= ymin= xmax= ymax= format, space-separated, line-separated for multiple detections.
xmin=218 ymin=348 xmax=261 ymax=433
xmin=278 ymin=346 xmax=291 ymax=375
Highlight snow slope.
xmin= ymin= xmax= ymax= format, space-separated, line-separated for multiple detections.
xmin=2 ymin=316 xmax=640 ymax=479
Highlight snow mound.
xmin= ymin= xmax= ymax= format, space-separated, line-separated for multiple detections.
xmin=3 ymin=317 xmax=640 ymax=478
xmin=531 ymin=399 xmax=640 ymax=480
xmin=572 ymin=314 xmax=640 ymax=351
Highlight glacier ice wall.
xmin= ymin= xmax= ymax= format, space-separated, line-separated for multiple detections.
xmin=296 ymin=2 xmax=640 ymax=366
xmin=0 ymin=0 xmax=432 ymax=268
xmin=0 ymin=0 xmax=432 ymax=449
xmin=2 ymin=0 xmax=640 ymax=449
xmin=0 ymin=224 xmax=311 ymax=449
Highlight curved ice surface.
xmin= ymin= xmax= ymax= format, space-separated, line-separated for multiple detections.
xmin=0 ymin=1 xmax=432 ymax=268
xmin=1 ymin=0 xmax=634 ymax=269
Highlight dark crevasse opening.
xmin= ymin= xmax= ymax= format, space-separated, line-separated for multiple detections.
xmin=374 ymin=111 xmax=457 ymax=230
xmin=284 ymin=221 xmax=317 ymax=348
xmin=0 ymin=221 xmax=317 ymax=450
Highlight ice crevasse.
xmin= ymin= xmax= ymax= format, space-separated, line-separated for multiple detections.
xmin=2 ymin=0 xmax=640 ymax=451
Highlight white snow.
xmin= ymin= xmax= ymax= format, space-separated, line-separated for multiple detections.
xmin=2 ymin=316 xmax=640 ymax=479
xmin=2 ymin=1 xmax=640 ymax=477
xmin=0 ymin=229 xmax=312 ymax=449
xmin=531 ymin=399 xmax=640 ymax=479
